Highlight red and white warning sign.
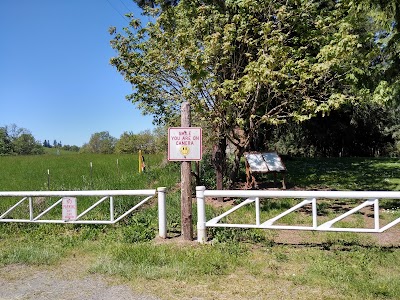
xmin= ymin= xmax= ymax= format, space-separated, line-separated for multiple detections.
xmin=168 ymin=127 xmax=202 ymax=161
xmin=62 ymin=197 xmax=77 ymax=221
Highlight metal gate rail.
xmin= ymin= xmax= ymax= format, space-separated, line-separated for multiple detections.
xmin=0 ymin=188 xmax=167 ymax=238
xmin=196 ymin=186 xmax=400 ymax=243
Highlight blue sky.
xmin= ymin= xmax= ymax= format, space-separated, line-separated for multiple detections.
xmin=0 ymin=0 xmax=154 ymax=147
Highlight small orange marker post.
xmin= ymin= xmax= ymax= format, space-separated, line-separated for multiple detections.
xmin=138 ymin=150 xmax=146 ymax=173
xmin=138 ymin=150 xmax=143 ymax=173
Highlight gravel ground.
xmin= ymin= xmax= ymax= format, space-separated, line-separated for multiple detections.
xmin=0 ymin=264 xmax=161 ymax=300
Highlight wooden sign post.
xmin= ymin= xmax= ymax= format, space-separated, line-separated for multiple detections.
xmin=167 ymin=103 xmax=202 ymax=240
xmin=180 ymin=102 xmax=193 ymax=240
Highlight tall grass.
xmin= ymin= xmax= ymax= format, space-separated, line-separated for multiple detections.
xmin=291 ymin=245 xmax=400 ymax=299
xmin=0 ymin=153 xmax=178 ymax=191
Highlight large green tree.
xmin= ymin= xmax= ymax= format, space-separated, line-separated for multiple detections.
xmin=0 ymin=124 xmax=44 ymax=155
xmin=0 ymin=127 xmax=12 ymax=155
xmin=115 ymin=129 xmax=160 ymax=154
xmin=13 ymin=133 xmax=44 ymax=155
xmin=81 ymin=131 xmax=116 ymax=154
xmin=111 ymin=0 xmax=393 ymax=187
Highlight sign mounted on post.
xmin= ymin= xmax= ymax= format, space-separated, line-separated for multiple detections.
xmin=62 ymin=197 xmax=77 ymax=221
xmin=168 ymin=127 xmax=202 ymax=161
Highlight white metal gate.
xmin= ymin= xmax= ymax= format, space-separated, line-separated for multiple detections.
xmin=0 ymin=188 xmax=167 ymax=238
xmin=196 ymin=186 xmax=400 ymax=243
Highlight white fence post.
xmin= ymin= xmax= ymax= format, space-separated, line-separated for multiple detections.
xmin=110 ymin=196 xmax=114 ymax=222
xmin=374 ymin=198 xmax=380 ymax=230
xmin=29 ymin=197 xmax=33 ymax=221
xmin=255 ymin=197 xmax=260 ymax=226
xmin=196 ymin=186 xmax=207 ymax=243
xmin=157 ymin=187 xmax=167 ymax=238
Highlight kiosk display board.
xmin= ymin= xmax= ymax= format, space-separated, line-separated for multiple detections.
xmin=244 ymin=151 xmax=286 ymax=189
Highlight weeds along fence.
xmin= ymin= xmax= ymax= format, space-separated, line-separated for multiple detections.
xmin=0 ymin=188 xmax=167 ymax=238
xmin=196 ymin=186 xmax=400 ymax=243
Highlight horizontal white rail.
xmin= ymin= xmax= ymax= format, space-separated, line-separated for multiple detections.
xmin=0 ymin=190 xmax=156 ymax=197
xmin=203 ymin=189 xmax=400 ymax=199
xmin=0 ymin=188 xmax=167 ymax=239
xmin=196 ymin=186 xmax=400 ymax=243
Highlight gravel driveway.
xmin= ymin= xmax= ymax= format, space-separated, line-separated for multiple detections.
xmin=0 ymin=264 xmax=161 ymax=300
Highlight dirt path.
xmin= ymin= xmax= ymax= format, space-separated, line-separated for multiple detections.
xmin=0 ymin=264 xmax=161 ymax=300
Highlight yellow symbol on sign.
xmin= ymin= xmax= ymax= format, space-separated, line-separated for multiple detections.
xmin=180 ymin=146 xmax=190 ymax=157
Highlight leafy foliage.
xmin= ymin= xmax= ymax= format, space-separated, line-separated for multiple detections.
xmin=80 ymin=131 xmax=117 ymax=154
xmin=110 ymin=0 xmax=398 ymax=185
xmin=0 ymin=124 xmax=44 ymax=155
xmin=269 ymin=102 xmax=400 ymax=157
xmin=115 ymin=128 xmax=167 ymax=154
xmin=0 ymin=127 xmax=12 ymax=155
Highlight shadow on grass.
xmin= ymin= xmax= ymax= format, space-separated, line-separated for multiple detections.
xmin=285 ymin=157 xmax=400 ymax=191
xmin=273 ymin=240 xmax=400 ymax=251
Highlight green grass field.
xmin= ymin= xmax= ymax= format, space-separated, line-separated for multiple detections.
xmin=1 ymin=154 xmax=400 ymax=299
xmin=0 ymin=152 xmax=178 ymax=191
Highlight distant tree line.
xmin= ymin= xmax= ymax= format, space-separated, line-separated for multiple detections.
xmin=0 ymin=124 xmax=44 ymax=155
xmin=43 ymin=139 xmax=62 ymax=148
xmin=0 ymin=124 xmax=168 ymax=156
xmin=79 ymin=128 xmax=167 ymax=154
xmin=0 ymin=124 xmax=81 ymax=155
xmin=43 ymin=139 xmax=80 ymax=152
xmin=5 ymin=114 xmax=399 ymax=159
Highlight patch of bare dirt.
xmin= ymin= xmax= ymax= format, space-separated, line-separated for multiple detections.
xmin=0 ymin=262 xmax=161 ymax=300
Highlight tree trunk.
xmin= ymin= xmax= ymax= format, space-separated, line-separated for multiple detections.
xmin=229 ymin=146 xmax=245 ymax=187
xmin=212 ymin=135 xmax=226 ymax=201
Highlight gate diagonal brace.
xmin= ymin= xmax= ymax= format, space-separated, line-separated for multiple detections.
xmin=206 ymin=198 xmax=256 ymax=226
xmin=261 ymin=199 xmax=313 ymax=227
xmin=317 ymin=198 xmax=380 ymax=232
